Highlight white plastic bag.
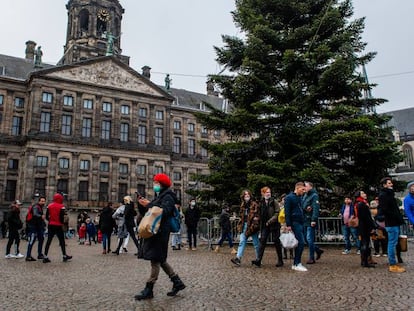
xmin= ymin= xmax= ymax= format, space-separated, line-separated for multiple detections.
xmin=279 ymin=231 xmax=298 ymax=249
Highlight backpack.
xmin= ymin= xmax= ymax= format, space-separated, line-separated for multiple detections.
xmin=169 ymin=206 xmax=181 ymax=233
xmin=26 ymin=205 xmax=34 ymax=223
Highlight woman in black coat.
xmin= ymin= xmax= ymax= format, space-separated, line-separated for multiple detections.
xmin=135 ymin=173 xmax=186 ymax=300
xmin=99 ymin=202 xmax=115 ymax=254
xmin=355 ymin=191 xmax=376 ymax=268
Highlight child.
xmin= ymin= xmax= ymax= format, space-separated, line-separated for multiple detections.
xmin=86 ymin=218 xmax=96 ymax=245
xmin=78 ymin=223 xmax=86 ymax=245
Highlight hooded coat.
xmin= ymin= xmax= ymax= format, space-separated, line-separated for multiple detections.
xmin=46 ymin=193 xmax=65 ymax=226
xmin=138 ymin=188 xmax=177 ymax=262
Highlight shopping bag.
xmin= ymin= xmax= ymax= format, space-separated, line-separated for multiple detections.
xmin=138 ymin=206 xmax=163 ymax=239
xmin=279 ymin=231 xmax=298 ymax=249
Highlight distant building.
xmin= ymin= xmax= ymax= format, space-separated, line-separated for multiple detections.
xmin=0 ymin=0 xmax=228 ymax=212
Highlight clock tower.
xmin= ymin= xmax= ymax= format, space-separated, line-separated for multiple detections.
xmin=59 ymin=0 xmax=129 ymax=65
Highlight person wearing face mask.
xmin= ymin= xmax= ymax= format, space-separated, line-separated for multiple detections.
xmin=230 ymin=189 xmax=260 ymax=266
xmin=251 ymin=186 xmax=283 ymax=268
xmin=184 ymin=198 xmax=201 ymax=251
xmin=135 ymin=173 xmax=185 ymax=300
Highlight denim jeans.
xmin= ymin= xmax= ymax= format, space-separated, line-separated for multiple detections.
xmin=171 ymin=232 xmax=182 ymax=247
xmin=218 ymin=231 xmax=233 ymax=248
xmin=305 ymin=225 xmax=321 ymax=260
xmin=385 ymin=226 xmax=400 ymax=265
xmin=342 ymin=225 xmax=360 ymax=251
xmin=102 ymin=232 xmax=111 ymax=251
xmin=291 ymin=222 xmax=305 ymax=265
xmin=236 ymin=223 xmax=259 ymax=260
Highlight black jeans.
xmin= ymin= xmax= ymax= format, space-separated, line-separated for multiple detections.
xmin=44 ymin=225 xmax=67 ymax=257
xmin=187 ymin=226 xmax=198 ymax=248
xmin=257 ymin=225 xmax=283 ymax=263
xmin=6 ymin=229 xmax=20 ymax=255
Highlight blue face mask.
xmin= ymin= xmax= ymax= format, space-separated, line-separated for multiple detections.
xmin=153 ymin=185 xmax=161 ymax=193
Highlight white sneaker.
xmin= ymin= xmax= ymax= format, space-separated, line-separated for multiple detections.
xmin=15 ymin=253 xmax=24 ymax=259
xmin=356 ymin=250 xmax=361 ymax=255
xmin=5 ymin=254 xmax=15 ymax=259
xmin=342 ymin=249 xmax=350 ymax=255
xmin=292 ymin=263 xmax=308 ymax=272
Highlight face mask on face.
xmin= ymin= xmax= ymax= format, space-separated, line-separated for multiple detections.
xmin=153 ymin=185 xmax=161 ymax=193
xmin=264 ymin=194 xmax=271 ymax=200
xmin=191 ymin=202 xmax=196 ymax=207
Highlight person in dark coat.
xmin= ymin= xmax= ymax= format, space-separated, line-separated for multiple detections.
xmin=354 ymin=191 xmax=376 ymax=268
xmin=123 ymin=195 xmax=140 ymax=254
xmin=214 ymin=204 xmax=236 ymax=254
xmin=99 ymin=202 xmax=115 ymax=254
xmin=135 ymin=173 xmax=186 ymax=300
xmin=184 ymin=198 xmax=201 ymax=250
xmin=5 ymin=201 xmax=24 ymax=259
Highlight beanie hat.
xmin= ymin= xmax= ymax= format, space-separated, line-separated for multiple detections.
xmin=153 ymin=173 xmax=172 ymax=188
xmin=407 ymin=181 xmax=414 ymax=189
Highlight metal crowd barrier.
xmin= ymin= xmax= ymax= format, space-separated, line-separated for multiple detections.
xmin=190 ymin=217 xmax=414 ymax=249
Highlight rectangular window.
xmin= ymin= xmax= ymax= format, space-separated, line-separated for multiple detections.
xmin=82 ymin=118 xmax=92 ymax=137
xmin=80 ymin=160 xmax=90 ymax=171
xmin=42 ymin=92 xmax=53 ymax=103
xmin=59 ymin=158 xmax=70 ymax=169
xmin=119 ymin=163 xmax=129 ymax=174
xmin=138 ymin=107 xmax=147 ymax=118
xmin=100 ymin=162 xmax=110 ymax=172
xmin=40 ymin=112 xmax=51 ymax=132
xmin=173 ymin=137 xmax=181 ymax=153
xmin=78 ymin=181 xmax=89 ymax=201
xmin=214 ymin=129 xmax=220 ymax=136
xmin=118 ymin=183 xmax=128 ymax=203
xmin=201 ymin=126 xmax=208 ymax=134
xmin=120 ymin=123 xmax=129 ymax=142
xmin=101 ymin=120 xmax=111 ymax=140
xmin=188 ymin=139 xmax=195 ymax=155
xmin=201 ymin=147 xmax=208 ymax=157
xmin=0 ymin=94 xmax=4 ymax=105
xmin=34 ymin=178 xmax=47 ymax=197
xmin=173 ymin=120 xmax=181 ymax=130
xmin=137 ymin=125 xmax=146 ymax=144
xmin=155 ymin=110 xmax=164 ymax=120
xmin=61 ymin=115 xmax=72 ymax=135
xmin=154 ymin=166 xmax=163 ymax=174
xmin=155 ymin=128 xmax=163 ymax=145
xmin=136 ymin=165 xmax=146 ymax=175
xmin=8 ymin=159 xmax=19 ymax=170
xmin=63 ymin=95 xmax=74 ymax=106
xmin=57 ymin=179 xmax=68 ymax=195
xmin=173 ymin=172 xmax=182 ymax=181
xmin=102 ymin=102 xmax=112 ymax=112
xmin=99 ymin=182 xmax=109 ymax=201
xmin=83 ymin=99 xmax=93 ymax=109
xmin=0 ymin=113 xmax=2 ymax=124
xmin=36 ymin=156 xmax=48 ymax=167
xmin=188 ymin=123 xmax=195 ymax=132
xmin=5 ymin=180 xmax=17 ymax=201
xmin=12 ymin=116 xmax=22 ymax=135
xmin=14 ymin=97 xmax=24 ymax=108
xmin=121 ymin=105 xmax=130 ymax=115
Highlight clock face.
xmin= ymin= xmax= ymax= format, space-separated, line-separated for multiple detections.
xmin=98 ymin=9 xmax=110 ymax=22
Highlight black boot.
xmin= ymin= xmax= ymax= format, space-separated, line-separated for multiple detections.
xmin=167 ymin=275 xmax=186 ymax=296
xmin=251 ymin=259 xmax=261 ymax=267
xmin=134 ymin=282 xmax=154 ymax=300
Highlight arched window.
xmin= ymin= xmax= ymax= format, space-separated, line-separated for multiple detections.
xmin=403 ymin=144 xmax=413 ymax=168
xmin=79 ymin=9 xmax=89 ymax=32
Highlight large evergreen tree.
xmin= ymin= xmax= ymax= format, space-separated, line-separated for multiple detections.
xmin=195 ymin=0 xmax=401 ymax=210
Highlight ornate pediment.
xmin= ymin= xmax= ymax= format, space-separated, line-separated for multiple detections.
xmin=46 ymin=60 xmax=164 ymax=96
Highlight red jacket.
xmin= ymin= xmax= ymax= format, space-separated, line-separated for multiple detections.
xmin=46 ymin=193 xmax=65 ymax=226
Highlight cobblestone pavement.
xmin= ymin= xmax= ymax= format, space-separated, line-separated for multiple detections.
xmin=1 ymin=238 xmax=413 ymax=311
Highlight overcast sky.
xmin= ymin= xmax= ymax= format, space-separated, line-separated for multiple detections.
xmin=0 ymin=0 xmax=412 ymax=113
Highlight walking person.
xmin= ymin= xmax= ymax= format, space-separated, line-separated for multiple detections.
xmin=214 ymin=204 xmax=237 ymax=254
xmin=251 ymin=186 xmax=284 ymax=268
xmin=135 ymin=173 xmax=185 ymax=300
xmin=99 ymin=202 xmax=115 ymax=254
xmin=184 ymin=198 xmax=201 ymax=251
xmin=123 ymin=195 xmax=141 ymax=254
xmin=5 ymin=200 xmax=24 ymax=259
xmin=285 ymin=182 xmax=307 ymax=271
xmin=112 ymin=203 xmax=128 ymax=255
xmin=403 ymin=181 xmax=414 ymax=229
xmin=378 ymin=177 xmax=405 ymax=273
xmin=25 ymin=195 xmax=47 ymax=261
xmin=230 ymin=189 xmax=260 ymax=266
xmin=302 ymin=182 xmax=324 ymax=264
xmin=171 ymin=202 xmax=183 ymax=250
xmin=43 ymin=193 xmax=72 ymax=263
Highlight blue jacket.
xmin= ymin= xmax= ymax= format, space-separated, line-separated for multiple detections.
xmin=302 ymin=189 xmax=320 ymax=226
xmin=403 ymin=193 xmax=414 ymax=224
xmin=284 ymin=191 xmax=304 ymax=226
